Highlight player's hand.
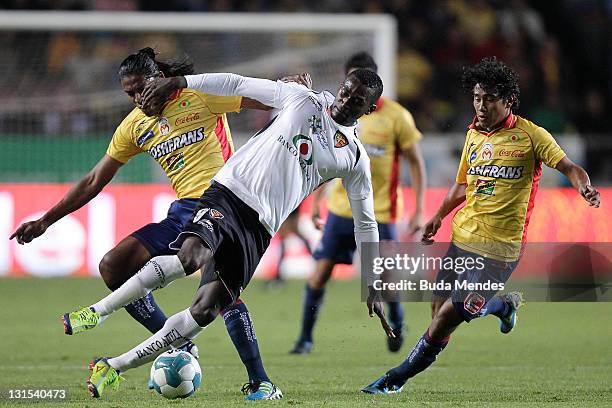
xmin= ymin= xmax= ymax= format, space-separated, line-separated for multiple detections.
xmin=9 ymin=219 xmax=49 ymax=245
xmin=580 ymin=185 xmax=601 ymax=208
xmin=367 ymin=286 xmax=395 ymax=338
xmin=141 ymin=77 xmax=186 ymax=116
xmin=421 ymin=215 xmax=442 ymax=245
xmin=279 ymin=73 xmax=313 ymax=89
xmin=311 ymin=206 xmax=325 ymax=230
xmin=407 ymin=210 xmax=423 ymax=236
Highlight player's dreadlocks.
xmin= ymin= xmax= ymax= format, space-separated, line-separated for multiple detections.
xmin=462 ymin=57 xmax=521 ymax=111
xmin=118 ymin=47 xmax=194 ymax=79
xmin=350 ymin=68 xmax=383 ymax=102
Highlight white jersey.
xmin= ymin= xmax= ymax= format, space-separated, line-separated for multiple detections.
xmin=185 ymin=74 xmax=379 ymax=283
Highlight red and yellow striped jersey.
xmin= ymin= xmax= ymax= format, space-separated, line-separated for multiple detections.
xmin=107 ymin=90 xmax=241 ymax=198
xmin=452 ymin=114 xmax=566 ymax=260
xmin=326 ymin=98 xmax=422 ymax=223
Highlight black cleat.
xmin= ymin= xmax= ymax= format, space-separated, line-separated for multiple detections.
xmin=387 ymin=328 xmax=404 ymax=353
xmin=289 ymin=341 xmax=312 ymax=355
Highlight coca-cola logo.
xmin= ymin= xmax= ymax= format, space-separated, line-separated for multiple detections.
xmin=175 ymin=112 xmax=200 ymax=126
xmin=499 ymin=149 xmax=525 ymax=158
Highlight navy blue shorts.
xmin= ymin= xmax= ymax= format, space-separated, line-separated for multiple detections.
xmin=433 ymin=244 xmax=518 ymax=322
xmin=131 ymin=198 xmax=200 ymax=257
xmin=312 ymin=212 xmax=396 ymax=264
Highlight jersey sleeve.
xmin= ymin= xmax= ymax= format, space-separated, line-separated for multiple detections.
xmin=396 ymin=108 xmax=422 ymax=150
xmin=106 ymin=118 xmax=141 ymax=163
xmin=532 ymin=126 xmax=566 ymax=168
xmin=185 ymin=73 xmax=307 ymax=110
xmin=455 ymin=134 xmax=470 ymax=184
xmin=342 ymin=147 xmax=372 ymax=200
xmin=203 ymin=94 xmax=242 ymax=114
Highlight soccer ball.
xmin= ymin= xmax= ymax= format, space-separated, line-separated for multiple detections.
xmin=150 ymin=350 xmax=202 ymax=399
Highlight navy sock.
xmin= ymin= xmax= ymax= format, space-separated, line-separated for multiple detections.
xmin=298 ymin=285 xmax=325 ymax=344
xmin=124 ymin=293 xmax=167 ymax=333
xmin=387 ymin=330 xmax=449 ymax=384
xmin=222 ymin=299 xmax=270 ymax=383
xmin=479 ymin=296 xmax=509 ymax=318
xmin=387 ymin=301 xmax=405 ymax=331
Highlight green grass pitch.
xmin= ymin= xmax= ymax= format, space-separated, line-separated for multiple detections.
xmin=0 ymin=278 xmax=610 ymax=407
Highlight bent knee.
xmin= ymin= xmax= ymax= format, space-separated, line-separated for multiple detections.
xmin=99 ymin=252 xmax=122 ymax=289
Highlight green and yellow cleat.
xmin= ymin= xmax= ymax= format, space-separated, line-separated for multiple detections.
xmin=62 ymin=307 xmax=100 ymax=335
xmin=87 ymin=358 xmax=124 ymax=398
xmin=499 ymin=292 xmax=524 ymax=334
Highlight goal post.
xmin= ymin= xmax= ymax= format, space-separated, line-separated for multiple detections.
xmin=0 ymin=11 xmax=397 ymax=98
xmin=0 ymin=11 xmax=397 ymax=183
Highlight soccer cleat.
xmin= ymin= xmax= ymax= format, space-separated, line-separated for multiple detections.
xmin=387 ymin=327 xmax=404 ymax=353
xmin=499 ymin=292 xmax=524 ymax=334
xmin=63 ymin=307 xmax=101 ymax=335
xmin=242 ymin=381 xmax=283 ymax=401
xmin=289 ymin=341 xmax=312 ymax=355
xmin=148 ymin=341 xmax=200 ymax=389
xmin=361 ymin=373 xmax=403 ymax=394
xmin=87 ymin=357 xmax=124 ymax=398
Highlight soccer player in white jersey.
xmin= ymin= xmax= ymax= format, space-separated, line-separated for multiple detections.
xmin=62 ymin=68 xmax=394 ymax=399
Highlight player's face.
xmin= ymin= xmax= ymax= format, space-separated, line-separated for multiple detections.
xmin=121 ymin=74 xmax=159 ymax=116
xmin=473 ymin=83 xmax=512 ymax=130
xmin=331 ymin=75 xmax=376 ymax=126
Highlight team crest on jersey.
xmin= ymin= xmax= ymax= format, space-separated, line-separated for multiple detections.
xmin=334 ymin=131 xmax=349 ymax=148
xmin=481 ymin=143 xmax=493 ymax=160
xmin=158 ymin=117 xmax=171 ymax=135
xmin=475 ymin=178 xmax=496 ymax=195
xmin=165 ymin=152 xmax=185 ymax=172
xmin=137 ymin=130 xmax=154 ymax=146
xmin=464 ymin=292 xmax=486 ymax=314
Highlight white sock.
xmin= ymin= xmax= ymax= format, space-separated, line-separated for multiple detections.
xmin=91 ymin=255 xmax=185 ymax=316
xmin=108 ymin=309 xmax=205 ymax=372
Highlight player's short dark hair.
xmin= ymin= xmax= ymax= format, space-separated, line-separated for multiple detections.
xmin=349 ymin=69 xmax=383 ymax=103
xmin=118 ymin=47 xmax=194 ymax=79
xmin=345 ymin=52 xmax=378 ymax=74
xmin=462 ymin=56 xmax=521 ymax=111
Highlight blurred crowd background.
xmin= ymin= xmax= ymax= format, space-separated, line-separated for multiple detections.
xmin=0 ymin=0 xmax=610 ymax=185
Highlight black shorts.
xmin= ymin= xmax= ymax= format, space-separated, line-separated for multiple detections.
xmin=169 ymin=181 xmax=271 ymax=302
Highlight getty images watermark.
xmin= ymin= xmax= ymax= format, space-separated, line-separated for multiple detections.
xmin=361 ymin=242 xmax=612 ymax=302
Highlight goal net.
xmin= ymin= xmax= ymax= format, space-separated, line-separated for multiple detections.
xmin=0 ymin=11 xmax=397 ymax=183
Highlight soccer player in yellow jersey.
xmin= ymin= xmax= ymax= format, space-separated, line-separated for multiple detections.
xmin=10 ymin=48 xmax=282 ymax=400
xmin=363 ymin=57 xmax=600 ymax=394
xmin=291 ymin=52 xmax=427 ymax=355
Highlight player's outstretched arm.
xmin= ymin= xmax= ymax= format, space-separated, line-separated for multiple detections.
xmin=10 ymin=155 xmax=122 ymax=244
xmin=555 ymin=156 xmax=601 ymax=207
xmin=421 ymin=182 xmax=466 ymax=244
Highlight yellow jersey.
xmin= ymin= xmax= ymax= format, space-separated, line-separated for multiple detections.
xmin=107 ymin=90 xmax=241 ymax=198
xmin=326 ymin=98 xmax=422 ymax=223
xmin=452 ymin=114 xmax=566 ymax=260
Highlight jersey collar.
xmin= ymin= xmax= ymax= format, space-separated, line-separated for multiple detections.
xmin=375 ymin=97 xmax=384 ymax=112
xmin=468 ymin=112 xmax=517 ymax=136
